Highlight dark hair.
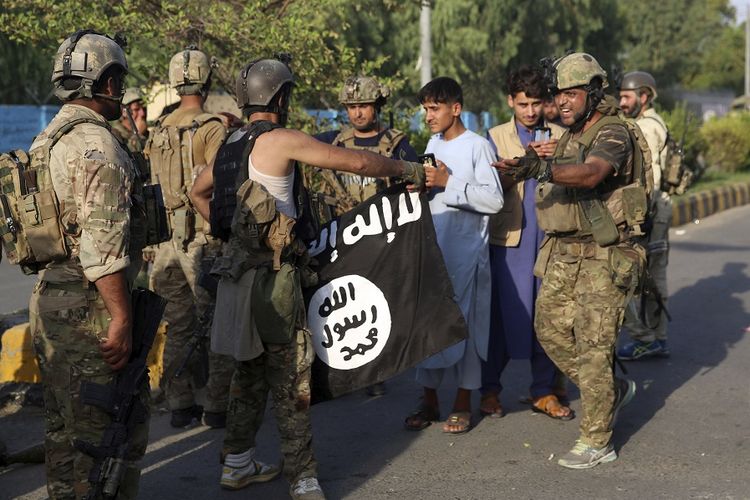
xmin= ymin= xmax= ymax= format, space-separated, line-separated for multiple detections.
xmin=505 ymin=66 xmax=549 ymax=99
xmin=417 ymin=76 xmax=463 ymax=106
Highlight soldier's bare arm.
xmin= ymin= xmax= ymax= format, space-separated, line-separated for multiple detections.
xmin=95 ymin=270 xmax=132 ymax=371
xmin=253 ymin=128 xmax=407 ymax=179
xmin=190 ymin=166 xmax=213 ymax=222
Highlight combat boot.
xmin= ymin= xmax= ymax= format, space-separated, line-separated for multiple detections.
xmin=170 ymin=404 xmax=203 ymax=428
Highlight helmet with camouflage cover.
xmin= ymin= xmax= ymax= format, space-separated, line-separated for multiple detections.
xmin=169 ymin=48 xmax=213 ymax=96
xmin=51 ymin=30 xmax=128 ymax=101
xmin=620 ymin=71 xmax=658 ymax=100
xmin=235 ymin=57 xmax=294 ymax=122
xmin=338 ymin=76 xmax=390 ymax=106
xmin=552 ymin=52 xmax=608 ymax=91
xmin=122 ymin=87 xmax=144 ymax=106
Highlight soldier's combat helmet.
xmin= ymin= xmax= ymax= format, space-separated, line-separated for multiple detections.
xmin=122 ymin=87 xmax=144 ymax=106
xmin=51 ymin=30 xmax=128 ymax=101
xmin=235 ymin=55 xmax=294 ymax=124
xmin=619 ymin=71 xmax=658 ymax=100
xmin=545 ymin=52 xmax=608 ymax=131
xmin=551 ymin=52 xmax=608 ymax=92
xmin=338 ymin=76 xmax=390 ymax=107
xmin=169 ymin=48 xmax=213 ymax=96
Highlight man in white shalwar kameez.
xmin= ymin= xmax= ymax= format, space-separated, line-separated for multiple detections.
xmin=405 ymin=77 xmax=504 ymax=434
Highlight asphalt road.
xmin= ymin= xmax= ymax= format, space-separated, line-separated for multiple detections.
xmin=1 ymin=204 xmax=750 ymax=499
xmin=0 ymin=260 xmax=36 ymax=314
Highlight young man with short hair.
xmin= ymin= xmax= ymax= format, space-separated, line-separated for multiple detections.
xmin=405 ymin=77 xmax=503 ymax=434
xmin=482 ymin=66 xmax=571 ymax=421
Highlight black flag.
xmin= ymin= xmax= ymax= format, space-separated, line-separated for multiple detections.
xmin=305 ymin=184 xmax=467 ymax=402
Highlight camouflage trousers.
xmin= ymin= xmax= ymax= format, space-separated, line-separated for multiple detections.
xmin=222 ymin=329 xmax=317 ymax=483
xmin=535 ymin=239 xmax=638 ymax=448
xmin=30 ymin=282 xmax=150 ymax=499
xmin=150 ymin=236 xmax=233 ymax=413
xmin=624 ymin=194 xmax=672 ymax=342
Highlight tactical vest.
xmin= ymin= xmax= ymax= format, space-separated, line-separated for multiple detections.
xmin=210 ymin=120 xmax=281 ymax=242
xmin=318 ymin=127 xmax=405 ymax=215
xmin=536 ymin=115 xmax=652 ymax=246
xmin=146 ymin=112 xmax=222 ymax=243
xmin=0 ymin=118 xmax=110 ymax=274
xmin=209 ymin=120 xmax=319 ymax=245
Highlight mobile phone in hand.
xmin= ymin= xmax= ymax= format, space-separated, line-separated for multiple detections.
xmin=418 ymin=153 xmax=437 ymax=168
xmin=533 ymin=126 xmax=551 ymax=142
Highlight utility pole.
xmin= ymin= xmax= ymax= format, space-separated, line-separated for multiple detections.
xmin=745 ymin=4 xmax=749 ymax=104
xmin=419 ymin=0 xmax=432 ymax=87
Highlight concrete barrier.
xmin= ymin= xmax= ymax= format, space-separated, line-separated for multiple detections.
xmin=0 ymin=321 xmax=168 ymax=390
xmin=672 ymin=181 xmax=750 ymax=226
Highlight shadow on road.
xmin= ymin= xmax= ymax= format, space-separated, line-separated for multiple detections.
xmin=613 ymin=260 xmax=750 ymax=450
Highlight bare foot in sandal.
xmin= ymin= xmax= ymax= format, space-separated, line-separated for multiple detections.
xmin=479 ymin=391 xmax=505 ymax=418
xmin=443 ymin=411 xmax=471 ymax=434
xmin=531 ymin=394 xmax=575 ymax=421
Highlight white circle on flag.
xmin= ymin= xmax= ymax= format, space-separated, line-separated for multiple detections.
xmin=308 ymin=275 xmax=392 ymax=370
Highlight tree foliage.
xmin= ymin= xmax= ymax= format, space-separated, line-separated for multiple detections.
xmin=0 ymin=0 xmax=744 ymax=110
xmin=0 ymin=0 xmax=360 ymax=106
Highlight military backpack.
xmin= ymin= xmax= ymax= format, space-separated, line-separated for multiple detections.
xmin=641 ymin=116 xmax=692 ymax=195
xmin=0 ymin=118 xmax=107 ymax=274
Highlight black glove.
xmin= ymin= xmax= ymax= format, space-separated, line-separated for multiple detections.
xmin=400 ymin=161 xmax=426 ymax=191
xmin=504 ymin=146 xmax=552 ymax=182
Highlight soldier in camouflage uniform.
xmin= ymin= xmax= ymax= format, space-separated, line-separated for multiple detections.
xmin=144 ymin=48 xmax=233 ymax=428
xmin=190 ymin=57 xmax=425 ymax=500
xmin=28 ymin=31 xmax=149 ymax=498
xmin=315 ymin=75 xmax=418 ymax=216
xmin=618 ymin=72 xmax=672 ymax=360
xmin=496 ymin=53 xmax=643 ymax=469
xmin=110 ymin=87 xmax=149 ymax=153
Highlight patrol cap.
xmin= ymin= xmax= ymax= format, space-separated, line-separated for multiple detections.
xmin=338 ymin=76 xmax=390 ymax=105
xmin=235 ymin=58 xmax=294 ymax=109
xmin=620 ymin=71 xmax=658 ymax=100
xmin=122 ymin=87 xmax=144 ymax=106
xmin=552 ymin=52 xmax=608 ymax=91
xmin=51 ymin=30 xmax=128 ymax=101
xmin=169 ymin=48 xmax=212 ymax=94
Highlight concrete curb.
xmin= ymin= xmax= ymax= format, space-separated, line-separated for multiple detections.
xmin=672 ymin=181 xmax=750 ymax=226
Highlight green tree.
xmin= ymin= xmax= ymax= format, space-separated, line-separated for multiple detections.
xmin=618 ymin=0 xmax=736 ymax=90
xmin=0 ymin=0 xmax=360 ymax=107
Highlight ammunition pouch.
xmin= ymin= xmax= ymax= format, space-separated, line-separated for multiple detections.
xmin=608 ymin=245 xmax=645 ymax=293
xmin=535 ymin=182 xmax=582 ymax=233
xmin=0 ymin=150 xmax=69 ymax=275
xmin=251 ymin=262 xmax=301 ymax=344
xmin=169 ymin=208 xmax=197 ymax=246
xmin=577 ymin=194 xmax=620 ymax=247
xmin=143 ymin=184 xmax=170 ymax=246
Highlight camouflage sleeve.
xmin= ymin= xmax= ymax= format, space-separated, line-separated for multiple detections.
xmin=75 ymin=149 xmax=134 ymax=282
xmin=586 ymin=124 xmax=632 ymax=175
xmin=197 ymin=120 xmax=228 ymax=166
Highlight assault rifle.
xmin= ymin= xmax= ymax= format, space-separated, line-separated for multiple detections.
xmin=75 ymin=288 xmax=166 ymax=500
xmin=160 ymin=264 xmax=217 ymax=389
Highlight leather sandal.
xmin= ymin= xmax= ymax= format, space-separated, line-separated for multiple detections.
xmin=479 ymin=392 xmax=505 ymax=418
xmin=404 ymin=403 xmax=440 ymax=431
xmin=530 ymin=394 xmax=575 ymax=421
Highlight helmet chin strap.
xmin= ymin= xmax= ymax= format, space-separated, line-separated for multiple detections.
xmin=93 ymin=92 xmax=124 ymax=103
xmin=568 ymin=88 xmax=603 ymax=133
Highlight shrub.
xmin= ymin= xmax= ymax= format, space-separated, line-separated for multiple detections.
xmin=699 ymin=112 xmax=750 ymax=173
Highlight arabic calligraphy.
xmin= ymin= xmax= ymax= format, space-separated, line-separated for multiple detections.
xmin=308 ymin=191 xmax=422 ymax=257
xmin=308 ymin=275 xmax=392 ymax=371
